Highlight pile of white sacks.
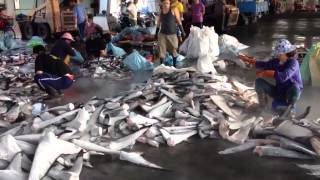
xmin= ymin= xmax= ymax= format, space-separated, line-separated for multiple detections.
xmin=179 ymin=26 xmax=249 ymax=73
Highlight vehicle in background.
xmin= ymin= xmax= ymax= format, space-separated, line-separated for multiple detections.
xmin=183 ymin=0 xmax=239 ymax=35
xmin=237 ymin=0 xmax=269 ymax=24
xmin=0 ymin=3 xmax=15 ymax=38
xmin=16 ymin=0 xmax=78 ymax=40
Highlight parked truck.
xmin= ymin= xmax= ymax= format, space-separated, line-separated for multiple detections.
xmin=17 ymin=0 xmax=78 ymax=40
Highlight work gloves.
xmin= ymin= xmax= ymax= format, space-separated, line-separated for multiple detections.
xmin=238 ymin=54 xmax=275 ymax=78
xmin=178 ymin=24 xmax=186 ymax=39
xmin=155 ymin=27 xmax=160 ymax=39
xmin=256 ymin=70 xmax=275 ymax=78
xmin=238 ymin=54 xmax=256 ymax=65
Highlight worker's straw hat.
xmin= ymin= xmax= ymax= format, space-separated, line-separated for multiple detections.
xmin=273 ymin=39 xmax=296 ymax=56
xmin=61 ymin=32 xmax=75 ymax=42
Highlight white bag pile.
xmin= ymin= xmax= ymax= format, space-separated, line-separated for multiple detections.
xmin=180 ymin=26 xmax=219 ymax=74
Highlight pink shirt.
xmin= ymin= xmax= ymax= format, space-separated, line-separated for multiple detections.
xmin=85 ymin=23 xmax=98 ymax=38
xmin=192 ymin=3 xmax=205 ymax=23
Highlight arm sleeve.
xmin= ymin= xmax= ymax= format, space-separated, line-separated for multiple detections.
xmin=73 ymin=7 xmax=78 ymax=17
xmin=64 ymin=42 xmax=76 ymax=57
xmin=59 ymin=61 xmax=73 ymax=75
xmin=255 ymin=59 xmax=278 ymax=70
xmin=275 ymin=60 xmax=299 ymax=83
xmin=35 ymin=57 xmax=44 ymax=72
xmin=178 ymin=4 xmax=184 ymax=13
xmin=98 ymin=40 xmax=106 ymax=50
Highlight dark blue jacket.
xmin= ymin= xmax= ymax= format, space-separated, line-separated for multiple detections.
xmin=256 ymin=58 xmax=303 ymax=98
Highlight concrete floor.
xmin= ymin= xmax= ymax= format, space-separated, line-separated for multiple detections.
xmin=56 ymin=12 xmax=320 ymax=180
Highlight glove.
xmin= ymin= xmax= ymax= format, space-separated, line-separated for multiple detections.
xmin=155 ymin=27 xmax=160 ymax=39
xmin=256 ymin=70 xmax=275 ymax=78
xmin=178 ymin=24 xmax=186 ymax=39
xmin=238 ymin=54 xmax=256 ymax=65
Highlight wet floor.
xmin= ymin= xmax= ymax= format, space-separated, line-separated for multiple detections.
xmin=56 ymin=12 xmax=320 ymax=180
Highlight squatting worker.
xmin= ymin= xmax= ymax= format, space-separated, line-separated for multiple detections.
xmin=238 ymin=39 xmax=303 ymax=111
xmin=33 ymin=45 xmax=74 ymax=97
xmin=71 ymin=0 xmax=87 ymax=39
xmin=50 ymin=33 xmax=76 ymax=64
xmin=156 ymin=0 xmax=186 ymax=67
xmin=127 ymin=0 xmax=139 ymax=27
xmin=86 ymin=28 xmax=111 ymax=60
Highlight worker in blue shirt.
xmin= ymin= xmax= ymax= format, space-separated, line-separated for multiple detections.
xmin=71 ymin=0 xmax=87 ymax=40
xmin=239 ymin=39 xmax=303 ymax=111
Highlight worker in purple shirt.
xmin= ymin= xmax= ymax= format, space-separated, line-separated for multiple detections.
xmin=239 ymin=39 xmax=303 ymax=111
xmin=191 ymin=0 xmax=205 ymax=28
xmin=71 ymin=0 xmax=87 ymax=40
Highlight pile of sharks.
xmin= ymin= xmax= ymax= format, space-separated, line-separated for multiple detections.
xmin=80 ymin=57 xmax=132 ymax=80
xmin=1 ymin=50 xmax=132 ymax=81
xmin=0 ymin=64 xmax=320 ymax=179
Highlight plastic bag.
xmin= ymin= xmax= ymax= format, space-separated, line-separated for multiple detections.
xmin=219 ymin=34 xmax=249 ymax=54
xmin=179 ymin=35 xmax=189 ymax=55
xmin=300 ymin=48 xmax=312 ymax=85
xmin=204 ymin=26 xmax=220 ymax=57
xmin=107 ymin=43 xmax=126 ymax=57
xmin=0 ymin=35 xmax=7 ymax=51
xmin=185 ymin=26 xmax=201 ymax=58
xmin=179 ymin=26 xmax=219 ymax=58
xmin=123 ymin=50 xmax=154 ymax=71
xmin=27 ymin=36 xmax=46 ymax=48
xmin=4 ymin=32 xmax=17 ymax=50
xmin=218 ymin=34 xmax=249 ymax=68
xmin=197 ymin=54 xmax=217 ymax=74
xmin=301 ymin=43 xmax=320 ymax=85
xmin=164 ymin=53 xmax=185 ymax=66
xmin=198 ymin=28 xmax=210 ymax=57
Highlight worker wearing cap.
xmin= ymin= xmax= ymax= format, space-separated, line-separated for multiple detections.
xmin=50 ymin=33 xmax=76 ymax=65
xmin=33 ymin=45 xmax=75 ymax=97
xmin=239 ymin=39 xmax=303 ymax=111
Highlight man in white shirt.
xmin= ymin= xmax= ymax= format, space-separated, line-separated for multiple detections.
xmin=127 ymin=0 xmax=139 ymax=26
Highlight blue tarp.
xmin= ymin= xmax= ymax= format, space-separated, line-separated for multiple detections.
xmin=0 ymin=32 xmax=18 ymax=50
xmin=111 ymin=26 xmax=156 ymax=42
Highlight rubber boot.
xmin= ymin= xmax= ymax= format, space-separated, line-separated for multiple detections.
xmin=173 ymin=56 xmax=177 ymax=67
xmin=160 ymin=58 xmax=164 ymax=65
xmin=57 ymin=89 xmax=64 ymax=96
xmin=44 ymin=85 xmax=59 ymax=97
xmin=257 ymin=92 xmax=268 ymax=108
